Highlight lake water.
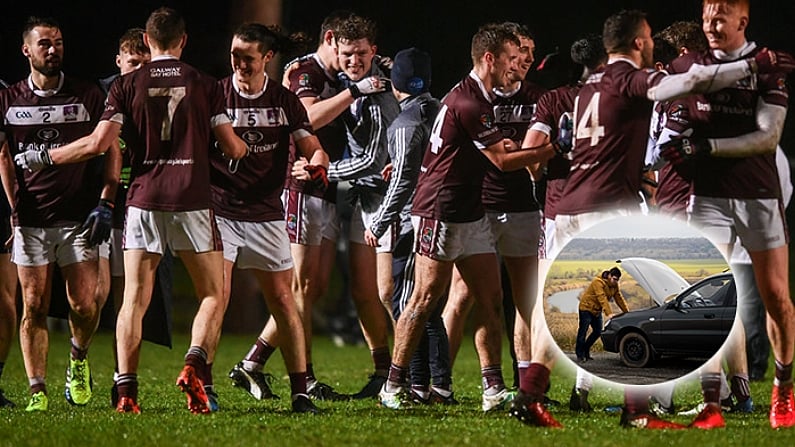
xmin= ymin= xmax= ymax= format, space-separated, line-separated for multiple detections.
xmin=546 ymin=287 xmax=584 ymax=313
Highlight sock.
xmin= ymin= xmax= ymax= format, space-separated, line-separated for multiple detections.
xmin=517 ymin=360 xmax=531 ymax=394
xmin=386 ymin=363 xmax=408 ymax=391
xmin=306 ymin=363 xmax=316 ymax=382
xmin=185 ymin=346 xmax=208 ymax=372
xmin=431 ymin=385 xmax=453 ymax=398
xmin=411 ymin=384 xmax=429 ymax=400
xmin=624 ymin=389 xmax=649 ymax=415
xmin=371 ymin=347 xmax=391 ymax=376
xmin=29 ymin=377 xmax=46 ymax=395
xmin=524 ymin=363 xmax=551 ymax=401
xmin=242 ymin=338 xmax=276 ymax=372
xmin=774 ymin=360 xmax=793 ymax=387
xmin=730 ymin=373 xmax=751 ymax=402
xmin=289 ymin=372 xmax=308 ymax=396
xmin=116 ymin=373 xmax=138 ymax=401
xmin=70 ymin=338 xmax=89 ymax=361
xmin=701 ymin=372 xmax=722 ymax=405
xmin=481 ymin=365 xmax=504 ymax=392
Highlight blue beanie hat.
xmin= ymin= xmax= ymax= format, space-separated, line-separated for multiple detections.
xmin=391 ymin=47 xmax=431 ymax=95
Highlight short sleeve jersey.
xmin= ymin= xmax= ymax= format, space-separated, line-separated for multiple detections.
xmin=411 ymin=72 xmax=503 ymax=223
xmin=481 ymin=81 xmax=546 ymax=213
xmin=667 ymin=46 xmax=788 ymax=199
xmin=528 ymin=84 xmax=579 ymax=220
xmin=102 ymin=56 xmax=229 ymax=211
xmin=557 ymin=60 xmax=664 ymax=215
xmin=0 ymin=75 xmax=105 ymax=226
xmin=285 ymin=54 xmax=347 ymax=201
xmin=211 ymin=75 xmax=314 ymax=222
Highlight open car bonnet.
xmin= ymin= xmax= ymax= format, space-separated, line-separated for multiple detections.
xmin=617 ymin=257 xmax=690 ymax=305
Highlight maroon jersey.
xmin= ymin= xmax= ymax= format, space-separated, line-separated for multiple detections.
xmin=557 ymin=60 xmax=665 ymax=215
xmin=528 ymin=84 xmax=579 ymax=220
xmin=211 ymin=75 xmax=314 ymax=222
xmin=102 ymin=56 xmax=229 ymax=211
xmin=411 ymin=72 xmax=503 ymax=222
xmin=0 ymin=74 xmax=105 ymax=226
xmin=654 ymin=101 xmax=694 ymax=217
xmin=285 ymin=54 xmax=347 ymax=202
xmin=481 ymin=81 xmax=546 ymax=213
xmin=667 ymin=45 xmax=788 ymax=199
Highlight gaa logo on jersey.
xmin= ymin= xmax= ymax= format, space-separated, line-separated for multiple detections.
xmin=777 ymin=78 xmax=787 ymax=90
xmin=479 ymin=114 xmax=493 ymax=129
xmin=63 ymin=105 xmax=79 ymax=121
xmin=36 ymin=127 xmax=60 ymax=142
xmin=241 ymin=130 xmax=264 ymax=144
xmin=421 ymin=228 xmax=433 ymax=244
xmin=299 ymin=73 xmax=310 ymax=87
xmin=286 ymin=214 xmax=298 ymax=230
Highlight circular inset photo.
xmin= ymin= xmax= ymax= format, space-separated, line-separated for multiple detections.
xmin=544 ymin=214 xmax=735 ymax=386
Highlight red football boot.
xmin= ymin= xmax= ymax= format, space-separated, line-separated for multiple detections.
xmin=770 ymin=384 xmax=795 ymax=429
xmin=176 ymin=365 xmax=210 ymax=414
xmin=621 ymin=411 xmax=687 ymax=429
xmin=509 ymin=393 xmax=563 ymax=428
xmin=689 ymin=403 xmax=725 ymax=429
xmin=116 ymin=396 xmax=141 ymax=414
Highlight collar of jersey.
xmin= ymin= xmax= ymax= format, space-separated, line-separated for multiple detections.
xmin=712 ymin=41 xmax=756 ymax=61
xmin=232 ymin=74 xmax=269 ymax=99
xmin=28 ymin=72 xmax=64 ymax=97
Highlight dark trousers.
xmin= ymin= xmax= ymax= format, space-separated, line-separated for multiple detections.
xmin=732 ymin=262 xmax=770 ymax=380
xmin=575 ymin=310 xmax=602 ymax=360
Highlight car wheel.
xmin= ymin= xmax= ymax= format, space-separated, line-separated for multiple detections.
xmin=619 ymin=332 xmax=651 ymax=368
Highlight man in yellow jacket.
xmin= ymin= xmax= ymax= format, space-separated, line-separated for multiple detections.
xmin=576 ymin=267 xmax=629 ymax=362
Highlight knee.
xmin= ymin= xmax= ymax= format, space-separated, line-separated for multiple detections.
xmin=69 ymin=299 xmax=97 ymax=319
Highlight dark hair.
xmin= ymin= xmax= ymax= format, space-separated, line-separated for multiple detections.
xmin=652 ymin=35 xmax=678 ymax=67
xmin=23 ymin=16 xmax=60 ymax=41
xmin=471 ymin=23 xmax=520 ymax=66
xmin=603 ymin=9 xmax=647 ymax=54
xmin=501 ymin=22 xmax=534 ymax=41
xmin=570 ymin=33 xmax=607 ymax=70
xmin=118 ymin=28 xmax=149 ymax=55
xmin=609 ymin=267 xmax=622 ymax=278
xmin=658 ymin=21 xmax=708 ymax=53
xmin=318 ymin=10 xmax=352 ymax=43
xmin=334 ymin=13 xmax=377 ymax=45
xmin=145 ymin=7 xmax=185 ymax=50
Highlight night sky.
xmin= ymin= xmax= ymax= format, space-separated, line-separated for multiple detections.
xmin=1 ymin=0 xmax=794 ymax=145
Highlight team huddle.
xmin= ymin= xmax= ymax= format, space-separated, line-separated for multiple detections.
xmin=0 ymin=0 xmax=793 ymax=431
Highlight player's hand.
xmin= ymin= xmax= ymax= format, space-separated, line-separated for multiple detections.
xmin=82 ymin=199 xmax=114 ymax=246
xmin=14 ymin=149 xmax=53 ymax=171
xmin=304 ymin=164 xmax=329 ymax=192
xmin=348 ymin=76 xmax=388 ymax=98
xmin=553 ymin=112 xmax=574 ymax=155
xmin=660 ymin=134 xmax=711 ymax=165
xmin=363 ymin=228 xmax=380 ymax=247
xmin=291 ymin=156 xmax=309 ymax=178
xmin=4 ymin=218 xmax=12 ymax=250
xmin=381 ymin=163 xmax=393 ymax=182
xmin=751 ymin=48 xmax=795 ymax=74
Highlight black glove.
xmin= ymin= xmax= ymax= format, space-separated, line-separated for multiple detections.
xmin=660 ymin=135 xmax=710 ymax=166
xmin=751 ymin=47 xmax=795 ymax=74
xmin=304 ymin=164 xmax=329 ymax=192
xmin=82 ymin=199 xmax=114 ymax=246
xmin=553 ymin=112 xmax=574 ymax=155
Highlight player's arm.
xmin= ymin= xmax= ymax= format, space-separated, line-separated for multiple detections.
xmin=212 ymin=122 xmax=247 ymax=160
xmin=291 ymin=134 xmax=330 ymax=189
xmin=482 ymin=138 xmax=556 ymax=172
xmin=368 ymin=126 xmax=423 ymax=240
xmin=298 ymin=77 xmax=387 ymax=130
xmin=100 ymin=139 xmax=121 ymax=201
xmin=327 ymin=102 xmax=387 ymax=181
xmin=522 ymin=127 xmax=551 ymax=180
xmin=0 ymin=141 xmax=16 ymax=208
xmin=46 ymin=120 xmax=121 ymax=166
xmin=709 ymin=101 xmax=786 ymax=157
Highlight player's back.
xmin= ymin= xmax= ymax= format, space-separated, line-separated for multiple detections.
xmin=106 ymin=57 xmax=225 ymax=212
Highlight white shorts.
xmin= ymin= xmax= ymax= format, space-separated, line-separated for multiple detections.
xmin=541 ymin=216 xmax=556 ymax=260
xmin=123 ymin=206 xmax=221 ymax=254
xmin=217 ymin=216 xmax=293 ymax=271
xmin=486 ymin=210 xmax=542 ymax=258
xmin=554 ymin=209 xmax=632 ymax=252
xmin=688 ymin=196 xmax=788 ymax=252
xmin=349 ymin=201 xmax=396 ymax=254
xmin=411 ymin=215 xmax=496 ymax=262
xmin=11 ymin=225 xmax=97 ymax=267
xmin=282 ymin=190 xmax=340 ymax=246
xmin=108 ymin=229 xmax=124 ymax=277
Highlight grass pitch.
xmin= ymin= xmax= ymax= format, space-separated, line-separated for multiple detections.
xmin=1 ymin=331 xmax=794 ymax=446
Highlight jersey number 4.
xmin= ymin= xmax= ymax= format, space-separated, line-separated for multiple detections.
xmin=428 ymin=104 xmax=449 ymax=154
xmin=148 ymin=87 xmax=186 ymax=141
xmin=573 ymin=92 xmax=605 ymax=147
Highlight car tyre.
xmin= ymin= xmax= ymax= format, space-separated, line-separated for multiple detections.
xmin=619 ymin=332 xmax=651 ymax=368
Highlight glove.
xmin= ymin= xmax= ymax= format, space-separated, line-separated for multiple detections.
xmin=14 ymin=149 xmax=53 ymax=171
xmin=82 ymin=199 xmax=114 ymax=246
xmin=659 ymin=134 xmax=711 ymax=165
xmin=751 ymin=48 xmax=795 ymax=74
xmin=348 ymin=76 xmax=387 ymax=98
xmin=304 ymin=164 xmax=329 ymax=192
xmin=553 ymin=112 xmax=574 ymax=155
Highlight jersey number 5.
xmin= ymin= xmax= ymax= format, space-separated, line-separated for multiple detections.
xmin=148 ymin=87 xmax=186 ymax=141
xmin=573 ymin=92 xmax=605 ymax=147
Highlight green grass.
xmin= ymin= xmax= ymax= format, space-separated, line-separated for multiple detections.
xmin=1 ymin=331 xmax=794 ymax=446
xmin=547 ymin=259 xmax=729 ymax=283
